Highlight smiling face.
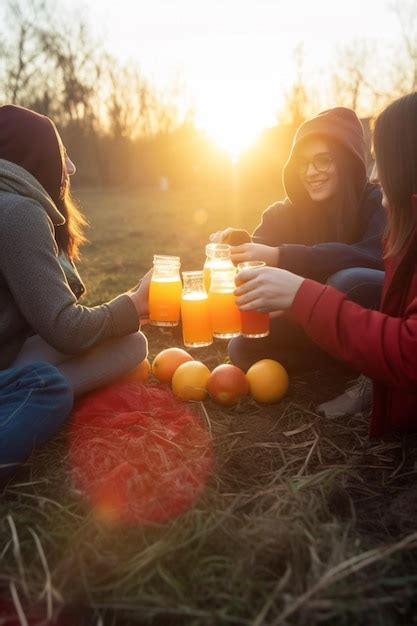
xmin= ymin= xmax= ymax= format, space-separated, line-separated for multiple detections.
xmin=295 ymin=137 xmax=339 ymax=203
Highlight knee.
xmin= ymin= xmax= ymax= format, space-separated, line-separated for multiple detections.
xmin=22 ymin=362 xmax=73 ymax=418
xmin=228 ymin=335 xmax=251 ymax=372
xmin=19 ymin=361 xmax=69 ymax=389
xmin=36 ymin=362 xmax=73 ymax=412
xmin=326 ymin=268 xmax=384 ymax=308
xmin=326 ymin=268 xmax=365 ymax=293
xmin=122 ymin=332 xmax=149 ymax=368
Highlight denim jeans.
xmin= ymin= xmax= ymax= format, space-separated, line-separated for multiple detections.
xmin=229 ymin=267 xmax=385 ymax=372
xmin=0 ymin=362 xmax=73 ymax=479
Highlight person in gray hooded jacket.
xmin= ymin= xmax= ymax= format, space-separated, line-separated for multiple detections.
xmin=0 ymin=104 xmax=149 ymax=396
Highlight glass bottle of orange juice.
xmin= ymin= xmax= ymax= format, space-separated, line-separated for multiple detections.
xmin=149 ymin=255 xmax=182 ymax=326
xmin=203 ymin=243 xmax=234 ymax=292
xmin=181 ymin=271 xmax=213 ymax=348
xmin=237 ymin=261 xmax=270 ymax=338
xmin=208 ymin=268 xmax=241 ymax=339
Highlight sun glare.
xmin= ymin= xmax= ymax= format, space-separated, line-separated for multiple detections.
xmin=196 ymin=99 xmax=269 ymax=161
xmin=202 ymin=116 xmax=263 ymax=162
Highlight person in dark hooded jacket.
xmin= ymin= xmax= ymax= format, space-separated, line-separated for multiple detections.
xmin=211 ymin=107 xmax=386 ymax=371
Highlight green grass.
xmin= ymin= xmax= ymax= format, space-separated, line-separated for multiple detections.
xmin=77 ymin=185 xmax=278 ymax=304
xmin=1 ymin=187 xmax=417 ymax=626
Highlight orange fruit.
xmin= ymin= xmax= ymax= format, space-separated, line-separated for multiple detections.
xmin=207 ymin=364 xmax=249 ymax=407
xmin=122 ymin=358 xmax=151 ymax=382
xmin=171 ymin=361 xmax=211 ymax=401
xmin=246 ymin=359 xmax=289 ymax=403
xmin=152 ymin=348 xmax=193 ymax=384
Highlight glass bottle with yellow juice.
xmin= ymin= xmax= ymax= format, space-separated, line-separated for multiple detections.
xmin=181 ymin=271 xmax=213 ymax=348
xmin=203 ymin=243 xmax=234 ymax=292
xmin=149 ymin=255 xmax=182 ymax=326
xmin=208 ymin=268 xmax=241 ymax=339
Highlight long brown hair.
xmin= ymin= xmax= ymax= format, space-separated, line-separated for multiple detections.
xmin=55 ymin=186 xmax=88 ymax=261
xmin=373 ymin=92 xmax=417 ymax=258
xmin=310 ymin=140 xmax=365 ymax=244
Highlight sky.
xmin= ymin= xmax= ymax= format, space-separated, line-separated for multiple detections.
xmin=80 ymin=0 xmax=401 ymax=155
xmin=2 ymin=0 xmax=406 ymax=155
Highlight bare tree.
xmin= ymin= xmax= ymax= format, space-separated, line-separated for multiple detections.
xmin=279 ymin=44 xmax=309 ymax=128
xmin=330 ymin=40 xmax=376 ymax=114
xmin=0 ymin=0 xmax=202 ymax=187
xmin=38 ymin=17 xmax=101 ymax=127
xmin=106 ymin=62 xmax=138 ymax=140
xmin=389 ymin=0 xmax=417 ymax=94
xmin=0 ymin=0 xmax=50 ymax=105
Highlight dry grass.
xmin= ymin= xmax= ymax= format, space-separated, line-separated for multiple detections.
xmin=1 ymin=188 xmax=417 ymax=625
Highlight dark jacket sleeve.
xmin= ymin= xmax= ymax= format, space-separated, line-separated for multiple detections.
xmin=0 ymin=199 xmax=139 ymax=354
xmin=251 ymin=200 xmax=298 ymax=251
xmin=290 ymin=279 xmax=417 ymax=390
xmin=278 ymin=187 xmax=386 ymax=279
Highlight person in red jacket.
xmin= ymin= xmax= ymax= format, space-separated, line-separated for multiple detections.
xmin=234 ymin=92 xmax=417 ymax=437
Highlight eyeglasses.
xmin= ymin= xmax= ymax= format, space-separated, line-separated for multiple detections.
xmin=295 ymin=153 xmax=334 ymax=175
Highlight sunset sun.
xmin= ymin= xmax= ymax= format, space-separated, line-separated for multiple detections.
xmin=197 ymin=97 xmax=268 ymax=160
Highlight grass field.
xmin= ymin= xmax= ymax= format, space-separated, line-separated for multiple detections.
xmin=1 ymin=187 xmax=417 ymax=626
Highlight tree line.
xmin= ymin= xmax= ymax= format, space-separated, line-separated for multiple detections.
xmin=0 ymin=0 xmax=416 ymax=191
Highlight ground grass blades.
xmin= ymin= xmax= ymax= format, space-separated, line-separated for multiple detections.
xmin=2 ymin=189 xmax=417 ymax=624
xmin=9 ymin=581 xmax=28 ymax=626
xmin=274 ymin=531 xmax=417 ymax=624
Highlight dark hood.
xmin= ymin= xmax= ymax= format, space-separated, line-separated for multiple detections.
xmin=0 ymin=104 xmax=65 ymax=205
xmin=283 ymin=107 xmax=367 ymax=207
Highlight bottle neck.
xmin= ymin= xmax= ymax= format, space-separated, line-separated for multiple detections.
xmin=182 ymin=271 xmax=207 ymax=296
xmin=205 ymin=243 xmax=231 ymax=261
xmin=153 ymin=264 xmax=181 ymax=280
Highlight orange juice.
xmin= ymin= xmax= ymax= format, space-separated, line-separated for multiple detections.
xmin=236 ymin=260 xmax=269 ymax=338
xmin=181 ymin=293 xmax=213 ymax=347
xmin=203 ymin=244 xmax=234 ymax=292
xmin=240 ymin=309 xmax=269 ymax=338
xmin=149 ymin=277 xmax=182 ymax=326
xmin=208 ymin=290 xmax=241 ymax=338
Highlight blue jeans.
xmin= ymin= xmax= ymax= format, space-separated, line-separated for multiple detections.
xmin=325 ymin=268 xmax=384 ymax=308
xmin=0 ymin=363 xmax=73 ymax=479
xmin=229 ymin=267 xmax=385 ymax=372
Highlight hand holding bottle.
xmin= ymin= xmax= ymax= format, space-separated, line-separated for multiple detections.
xmin=209 ymin=227 xmax=251 ymax=245
xmin=127 ymin=269 xmax=153 ymax=323
xmin=230 ymin=243 xmax=280 ymax=267
xmin=235 ymin=266 xmax=304 ymax=312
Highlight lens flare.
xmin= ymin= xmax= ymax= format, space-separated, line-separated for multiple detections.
xmin=69 ymin=381 xmax=213 ymax=526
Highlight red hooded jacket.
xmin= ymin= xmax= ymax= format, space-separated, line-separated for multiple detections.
xmin=290 ymin=200 xmax=417 ymax=437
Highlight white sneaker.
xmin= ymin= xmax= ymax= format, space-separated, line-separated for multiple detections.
xmin=317 ymin=374 xmax=373 ymax=418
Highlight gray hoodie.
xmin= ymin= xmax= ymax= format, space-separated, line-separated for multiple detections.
xmin=0 ymin=159 xmax=139 ymax=368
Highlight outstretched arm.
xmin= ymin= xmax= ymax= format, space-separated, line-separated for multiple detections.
xmin=235 ymin=266 xmax=417 ymax=389
xmin=0 ymin=200 xmax=141 ymax=354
